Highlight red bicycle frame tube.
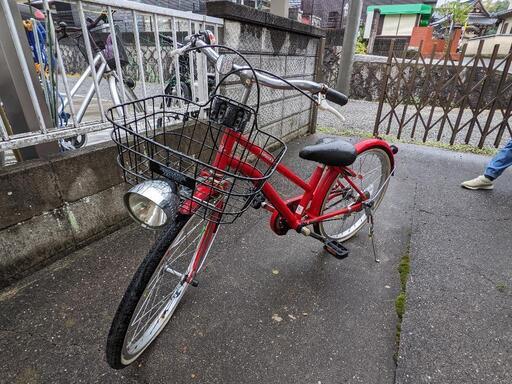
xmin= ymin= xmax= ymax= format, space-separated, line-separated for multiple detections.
xmin=189 ymin=127 xmax=395 ymax=233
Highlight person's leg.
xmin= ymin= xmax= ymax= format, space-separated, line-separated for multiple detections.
xmin=461 ymin=138 xmax=512 ymax=190
xmin=484 ymin=138 xmax=512 ymax=180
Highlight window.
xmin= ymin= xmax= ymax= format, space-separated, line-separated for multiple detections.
xmin=501 ymin=23 xmax=509 ymax=34
xmin=380 ymin=14 xmax=417 ymax=36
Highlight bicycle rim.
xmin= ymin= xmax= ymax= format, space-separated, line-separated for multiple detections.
xmin=318 ymin=148 xmax=391 ymax=241
xmin=120 ymin=215 xmax=218 ymax=365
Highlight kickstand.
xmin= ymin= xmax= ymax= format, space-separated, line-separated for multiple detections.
xmin=364 ymin=203 xmax=380 ymax=263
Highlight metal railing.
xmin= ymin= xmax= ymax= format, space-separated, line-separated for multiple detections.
xmin=0 ymin=0 xmax=223 ymax=152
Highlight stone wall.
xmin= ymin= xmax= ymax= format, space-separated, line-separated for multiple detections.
xmin=346 ymin=55 xmax=512 ymax=108
xmin=348 ymin=55 xmax=388 ymax=101
xmin=322 ymin=54 xmax=387 ymax=100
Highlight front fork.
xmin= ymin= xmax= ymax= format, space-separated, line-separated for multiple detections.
xmin=175 ymin=127 xmax=237 ymax=284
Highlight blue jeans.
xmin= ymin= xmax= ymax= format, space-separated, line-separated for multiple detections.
xmin=484 ymin=138 xmax=512 ymax=180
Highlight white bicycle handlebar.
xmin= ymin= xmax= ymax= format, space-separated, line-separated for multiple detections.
xmin=170 ymin=37 xmax=347 ymax=123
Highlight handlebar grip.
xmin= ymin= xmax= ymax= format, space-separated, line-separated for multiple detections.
xmin=325 ymin=88 xmax=348 ymax=106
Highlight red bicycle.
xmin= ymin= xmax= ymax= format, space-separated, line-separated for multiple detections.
xmin=105 ymin=32 xmax=397 ymax=369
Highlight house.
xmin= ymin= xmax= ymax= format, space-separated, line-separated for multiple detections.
xmin=362 ymin=0 xmax=436 ymax=22
xmin=497 ymin=6 xmax=512 ymax=34
xmin=363 ymin=3 xmax=433 ymax=38
xmin=465 ymin=3 xmax=512 ymax=56
xmin=465 ymin=0 xmax=499 ymax=37
xmin=299 ymin=0 xmax=436 ymax=29
xmin=362 ymin=3 xmax=433 ymax=55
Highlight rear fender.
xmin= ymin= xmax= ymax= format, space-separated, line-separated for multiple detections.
xmin=308 ymin=138 xmax=396 ymax=216
xmin=354 ymin=138 xmax=395 ymax=170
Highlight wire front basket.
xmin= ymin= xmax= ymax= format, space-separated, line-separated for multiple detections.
xmin=109 ymin=95 xmax=286 ymax=224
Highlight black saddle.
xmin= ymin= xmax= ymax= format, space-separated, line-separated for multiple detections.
xmin=299 ymin=137 xmax=357 ymax=166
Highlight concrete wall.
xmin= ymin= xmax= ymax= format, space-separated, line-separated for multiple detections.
xmin=218 ymin=21 xmax=318 ymax=140
xmin=1 ymin=2 xmax=324 ymax=288
xmin=465 ymin=35 xmax=512 ymax=57
xmin=0 ymin=143 xmax=128 ymax=288
xmin=208 ymin=1 xmax=325 ymax=140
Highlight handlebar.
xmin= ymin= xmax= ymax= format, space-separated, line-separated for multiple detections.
xmin=325 ymin=88 xmax=348 ymax=106
xmin=56 ymin=12 xmax=108 ymax=37
xmin=160 ymin=34 xmax=183 ymax=48
xmin=185 ymin=35 xmax=348 ymax=108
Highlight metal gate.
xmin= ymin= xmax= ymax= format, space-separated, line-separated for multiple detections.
xmin=374 ymin=40 xmax=512 ymax=148
xmin=0 ymin=0 xmax=223 ymax=152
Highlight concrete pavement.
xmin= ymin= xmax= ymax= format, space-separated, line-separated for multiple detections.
xmin=394 ymin=145 xmax=512 ymax=384
xmin=0 ymin=134 xmax=510 ymax=383
xmin=0 ymin=135 xmax=410 ymax=383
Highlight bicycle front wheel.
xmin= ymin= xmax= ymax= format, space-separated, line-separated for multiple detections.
xmin=106 ymin=214 xmax=219 ymax=369
xmin=315 ymin=147 xmax=392 ymax=242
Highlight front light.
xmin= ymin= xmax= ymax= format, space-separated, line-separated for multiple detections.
xmin=124 ymin=180 xmax=179 ymax=229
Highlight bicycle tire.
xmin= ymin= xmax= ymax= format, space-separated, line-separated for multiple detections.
xmin=63 ymin=134 xmax=87 ymax=149
xmin=164 ymin=80 xmax=192 ymax=103
xmin=314 ymin=147 xmax=392 ymax=241
xmin=106 ymin=213 xmax=219 ymax=369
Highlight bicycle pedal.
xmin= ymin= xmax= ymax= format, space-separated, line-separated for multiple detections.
xmin=190 ymin=279 xmax=199 ymax=287
xmin=324 ymin=240 xmax=349 ymax=260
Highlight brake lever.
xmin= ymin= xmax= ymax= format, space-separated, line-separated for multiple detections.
xmin=168 ymin=42 xmax=192 ymax=73
xmin=316 ymin=94 xmax=346 ymax=122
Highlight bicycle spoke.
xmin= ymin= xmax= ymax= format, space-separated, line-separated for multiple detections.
xmin=320 ymin=149 xmax=390 ymax=241
xmin=130 ymin=229 xmax=204 ymax=337
xmin=119 ymin=211 xmax=220 ymax=363
xmin=130 ymin=287 xmax=177 ymax=339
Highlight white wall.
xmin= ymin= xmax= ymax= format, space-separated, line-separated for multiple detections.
xmin=270 ymin=0 xmax=289 ymax=17
xmin=363 ymin=10 xmax=374 ymax=39
xmin=466 ymin=35 xmax=512 ymax=56
xmin=499 ymin=16 xmax=512 ymax=34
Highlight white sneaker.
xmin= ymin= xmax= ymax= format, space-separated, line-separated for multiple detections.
xmin=461 ymin=175 xmax=494 ymax=190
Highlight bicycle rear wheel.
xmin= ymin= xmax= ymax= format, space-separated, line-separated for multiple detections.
xmin=315 ymin=147 xmax=392 ymax=241
xmin=106 ymin=213 xmax=219 ymax=369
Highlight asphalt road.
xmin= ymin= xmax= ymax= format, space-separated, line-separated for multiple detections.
xmin=0 ymin=135 xmax=510 ymax=383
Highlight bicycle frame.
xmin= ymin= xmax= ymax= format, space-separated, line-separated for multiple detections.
xmin=59 ymin=52 xmax=132 ymax=122
xmin=185 ymin=126 xmax=395 ymax=235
